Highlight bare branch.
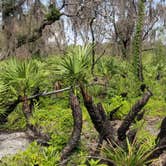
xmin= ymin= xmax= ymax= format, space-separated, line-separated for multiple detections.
xmin=143 ymin=17 xmax=159 ymax=41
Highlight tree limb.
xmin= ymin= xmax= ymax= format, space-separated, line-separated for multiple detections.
xmin=80 ymin=85 xmax=115 ymax=143
xmin=118 ymin=89 xmax=153 ymax=141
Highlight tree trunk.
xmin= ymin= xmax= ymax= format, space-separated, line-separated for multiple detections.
xmin=22 ymin=95 xmax=32 ymax=121
xmin=80 ymin=85 xmax=115 ymax=143
xmin=60 ymin=92 xmax=82 ymax=164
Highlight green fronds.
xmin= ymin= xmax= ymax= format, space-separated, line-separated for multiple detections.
xmin=103 ymin=136 xmax=156 ymax=166
xmin=55 ymin=45 xmax=92 ymax=86
xmin=0 ymin=58 xmax=45 ymax=107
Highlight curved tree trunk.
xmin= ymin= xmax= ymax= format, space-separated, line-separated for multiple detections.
xmin=60 ymin=92 xmax=82 ymax=165
xmin=22 ymin=95 xmax=49 ymax=143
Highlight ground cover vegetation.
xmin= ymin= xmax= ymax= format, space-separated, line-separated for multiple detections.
xmin=0 ymin=0 xmax=166 ymax=166
xmin=0 ymin=44 xmax=165 ymax=165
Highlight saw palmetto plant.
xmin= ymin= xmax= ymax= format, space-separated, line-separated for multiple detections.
xmin=0 ymin=58 xmax=45 ymax=108
xmin=56 ymin=45 xmax=92 ymax=87
xmin=102 ymin=134 xmax=156 ymax=166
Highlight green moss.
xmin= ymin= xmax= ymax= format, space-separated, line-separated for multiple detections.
xmin=45 ymin=5 xmax=61 ymax=21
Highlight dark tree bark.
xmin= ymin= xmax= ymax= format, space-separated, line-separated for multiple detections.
xmin=29 ymin=87 xmax=40 ymax=111
xmin=118 ymin=89 xmax=153 ymax=141
xmin=156 ymin=117 xmax=166 ymax=145
xmin=109 ymin=104 xmax=123 ymax=120
xmin=60 ymin=92 xmax=82 ymax=164
xmin=148 ymin=117 xmax=166 ymax=161
xmin=22 ymin=95 xmax=49 ymax=143
xmin=22 ymin=96 xmax=32 ymax=121
xmin=80 ymin=85 xmax=115 ymax=143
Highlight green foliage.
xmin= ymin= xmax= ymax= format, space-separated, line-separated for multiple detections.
xmin=103 ymin=96 xmax=130 ymax=119
xmin=0 ymin=142 xmax=60 ymax=166
xmin=96 ymin=57 xmax=121 ymax=77
xmin=29 ymin=104 xmax=73 ymax=151
xmin=56 ymin=45 xmax=92 ymax=86
xmin=103 ymin=136 xmax=155 ymax=166
xmin=30 ymin=104 xmax=73 ymax=134
xmin=79 ymin=159 xmax=107 ymax=166
xmin=152 ymin=42 xmax=166 ymax=77
xmin=95 ymin=56 xmax=142 ymax=98
xmin=44 ymin=56 xmax=62 ymax=84
xmin=144 ymin=98 xmax=166 ymax=117
xmin=46 ymin=5 xmax=61 ymax=21
xmin=0 ymin=58 xmax=46 ymax=105
xmin=0 ymin=104 xmax=73 ymax=165
xmin=103 ymin=120 xmax=156 ymax=166
xmin=0 ymin=46 xmax=166 ymax=165
xmin=88 ymin=159 xmax=107 ymax=166
xmin=4 ymin=106 xmax=26 ymax=130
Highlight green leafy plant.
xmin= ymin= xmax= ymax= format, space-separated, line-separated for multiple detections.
xmin=46 ymin=5 xmax=61 ymax=21
xmin=79 ymin=159 xmax=107 ymax=166
xmin=0 ymin=142 xmax=60 ymax=166
xmin=56 ymin=45 xmax=92 ymax=87
xmin=103 ymin=138 xmax=155 ymax=166
xmin=103 ymin=126 xmax=156 ymax=166
xmin=88 ymin=159 xmax=107 ymax=166
xmin=97 ymin=57 xmax=121 ymax=77
xmin=0 ymin=58 xmax=45 ymax=105
xmin=103 ymin=95 xmax=130 ymax=119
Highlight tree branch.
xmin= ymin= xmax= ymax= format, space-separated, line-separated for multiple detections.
xmin=118 ymin=89 xmax=153 ymax=141
xmin=142 ymin=17 xmax=159 ymax=41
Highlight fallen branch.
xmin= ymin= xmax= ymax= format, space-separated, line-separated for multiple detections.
xmin=0 ymin=84 xmax=102 ymax=125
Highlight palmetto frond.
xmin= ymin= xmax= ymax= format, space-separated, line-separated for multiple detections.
xmin=0 ymin=58 xmax=45 ymax=106
xmin=103 ymin=136 xmax=156 ymax=166
xmin=56 ymin=45 xmax=92 ymax=86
